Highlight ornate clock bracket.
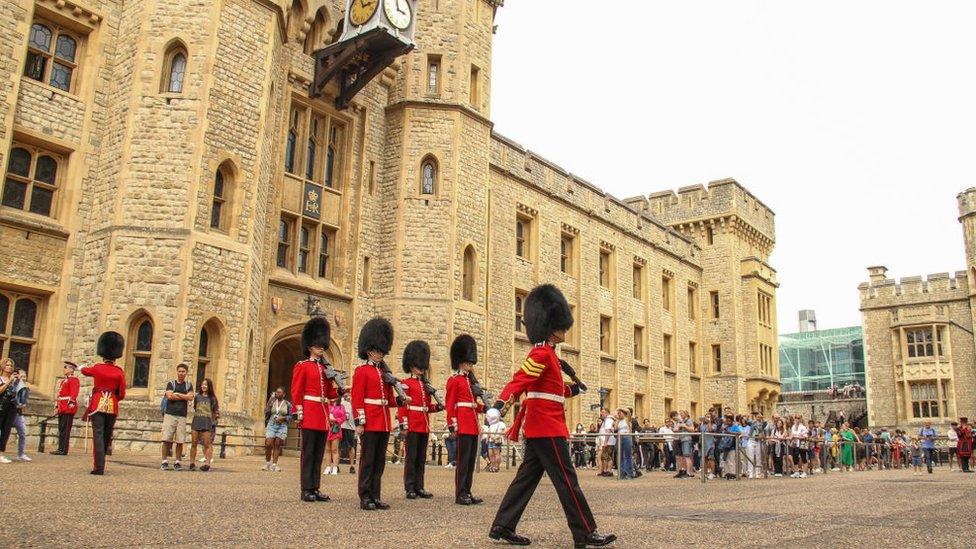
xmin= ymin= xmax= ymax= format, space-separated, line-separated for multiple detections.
xmin=310 ymin=27 xmax=413 ymax=110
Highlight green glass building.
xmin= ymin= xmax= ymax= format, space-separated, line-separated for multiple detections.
xmin=779 ymin=326 xmax=865 ymax=393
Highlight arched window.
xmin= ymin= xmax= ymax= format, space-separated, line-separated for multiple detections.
xmin=288 ymin=0 xmax=306 ymax=43
xmin=211 ymin=162 xmax=234 ymax=231
xmin=0 ymin=294 xmax=39 ymax=375
xmin=462 ymin=245 xmax=476 ymax=301
xmin=3 ymin=145 xmax=62 ymax=217
xmin=285 ymin=107 xmax=300 ymax=173
xmin=161 ymin=42 xmax=188 ymax=93
xmin=325 ymin=125 xmax=341 ymax=188
xmin=304 ymin=8 xmax=330 ymax=54
xmin=127 ymin=314 xmax=154 ymax=388
xmin=24 ymin=22 xmax=79 ymax=92
xmin=420 ymin=156 xmax=437 ymax=195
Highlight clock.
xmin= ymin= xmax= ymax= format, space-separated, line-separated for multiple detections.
xmin=384 ymin=0 xmax=413 ymax=30
xmin=350 ymin=0 xmax=379 ymax=27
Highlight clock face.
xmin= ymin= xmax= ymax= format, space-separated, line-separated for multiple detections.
xmin=384 ymin=0 xmax=412 ymax=30
xmin=350 ymin=0 xmax=379 ymax=27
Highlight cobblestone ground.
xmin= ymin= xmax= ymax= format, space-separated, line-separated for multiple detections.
xmin=2 ymin=451 xmax=973 ymax=548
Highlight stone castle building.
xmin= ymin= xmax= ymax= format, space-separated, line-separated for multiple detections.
xmin=859 ymin=189 xmax=976 ymax=429
xmin=0 ymin=0 xmax=779 ymax=444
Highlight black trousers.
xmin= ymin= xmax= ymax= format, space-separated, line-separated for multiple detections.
xmin=58 ymin=414 xmax=75 ymax=453
xmin=403 ymin=431 xmax=429 ymax=493
xmin=90 ymin=413 xmax=116 ymax=472
xmin=359 ymin=431 xmax=390 ymax=502
xmin=456 ymin=434 xmax=478 ymax=499
xmin=300 ymin=428 xmax=327 ymax=493
xmin=0 ymin=404 xmax=16 ymax=453
xmin=492 ymin=437 xmax=597 ymax=542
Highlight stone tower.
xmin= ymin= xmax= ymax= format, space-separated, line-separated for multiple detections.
xmin=373 ymin=0 xmax=499 ymax=384
xmin=957 ymin=188 xmax=976 ymax=330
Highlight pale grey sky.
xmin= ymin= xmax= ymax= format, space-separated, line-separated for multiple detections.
xmin=489 ymin=0 xmax=976 ymax=332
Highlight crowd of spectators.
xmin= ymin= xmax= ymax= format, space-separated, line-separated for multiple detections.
xmin=568 ymin=406 xmax=975 ymax=480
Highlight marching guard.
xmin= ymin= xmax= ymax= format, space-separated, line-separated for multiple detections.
xmin=80 ymin=331 xmax=127 ymax=475
xmin=489 ymin=284 xmax=616 ymax=548
xmin=352 ymin=317 xmax=401 ymax=510
xmin=396 ymin=340 xmax=443 ymax=499
xmin=51 ymin=361 xmax=80 ymax=455
xmin=291 ymin=317 xmax=341 ymax=502
xmin=446 ymin=334 xmax=485 ymax=505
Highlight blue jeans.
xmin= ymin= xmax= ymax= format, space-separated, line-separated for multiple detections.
xmin=14 ymin=414 xmax=26 ymax=456
xmin=923 ymin=448 xmax=935 ymax=472
xmin=620 ymin=436 xmax=635 ymax=478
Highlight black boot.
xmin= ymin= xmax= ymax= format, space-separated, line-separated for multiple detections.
xmin=489 ymin=526 xmax=531 ymax=546
xmin=360 ymin=499 xmax=377 ymax=510
xmin=373 ymin=500 xmax=390 ymax=510
xmin=406 ymin=491 xmax=418 ymax=499
xmin=313 ymin=491 xmax=330 ymax=502
xmin=301 ymin=491 xmax=317 ymax=502
xmin=417 ymin=490 xmax=433 ymax=499
xmin=575 ymin=531 xmax=617 ymax=548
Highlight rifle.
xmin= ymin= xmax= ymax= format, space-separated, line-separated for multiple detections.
xmin=378 ymin=360 xmax=408 ymax=406
xmin=317 ymin=356 xmax=347 ymax=395
xmin=467 ymin=370 xmax=494 ymax=409
xmin=419 ymin=374 xmax=444 ymax=409
xmin=558 ymin=359 xmax=587 ymax=394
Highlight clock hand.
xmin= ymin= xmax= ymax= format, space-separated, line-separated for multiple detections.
xmin=397 ymin=0 xmax=406 ymax=15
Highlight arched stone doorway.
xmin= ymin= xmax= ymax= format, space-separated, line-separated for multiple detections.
xmin=265 ymin=324 xmax=344 ymax=404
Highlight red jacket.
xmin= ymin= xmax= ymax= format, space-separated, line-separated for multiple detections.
xmin=351 ymin=362 xmax=396 ymax=432
xmin=445 ymin=373 xmax=484 ymax=436
xmin=81 ymin=362 xmax=126 ymax=417
xmin=291 ymin=359 xmax=341 ymax=432
xmin=55 ymin=375 xmax=80 ymax=416
xmin=396 ymin=376 xmax=439 ymax=433
xmin=499 ymin=343 xmax=573 ymax=441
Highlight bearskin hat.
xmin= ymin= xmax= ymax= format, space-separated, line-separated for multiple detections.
xmin=524 ymin=284 xmax=574 ymax=344
xmin=357 ymin=317 xmax=394 ymax=360
xmin=450 ymin=334 xmax=478 ymax=370
xmin=401 ymin=340 xmax=431 ymax=374
xmin=301 ymin=316 xmax=331 ymax=355
xmin=96 ymin=331 xmax=125 ymax=360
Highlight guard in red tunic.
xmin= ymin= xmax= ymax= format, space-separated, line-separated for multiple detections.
xmin=80 ymin=331 xmax=126 ymax=476
xmin=51 ymin=361 xmax=80 ymax=455
xmin=489 ymin=284 xmax=616 ymax=548
xmin=446 ymin=334 xmax=486 ymax=505
xmin=396 ymin=340 xmax=443 ymax=499
xmin=291 ymin=317 xmax=341 ymax=502
xmin=352 ymin=317 xmax=402 ymax=510
xmin=956 ymin=417 xmax=974 ymax=472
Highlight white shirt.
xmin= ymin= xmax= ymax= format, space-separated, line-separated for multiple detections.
xmin=659 ymin=426 xmax=674 ymax=442
xmin=948 ymin=429 xmax=958 ymax=442
xmin=485 ymin=421 xmax=506 ymax=443
xmin=791 ymin=423 xmax=809 ymax=446
xmin=599 ymin=416 xmax=616 ymax=447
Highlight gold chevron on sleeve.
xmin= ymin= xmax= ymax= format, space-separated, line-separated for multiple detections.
xmin=521 ymin=358 xmax=544 ymax=377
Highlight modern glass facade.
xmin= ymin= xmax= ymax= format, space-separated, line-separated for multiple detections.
xmin=779 ymin=326 xmax=865 ymax=393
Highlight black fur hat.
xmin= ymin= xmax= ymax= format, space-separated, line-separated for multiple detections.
xmin=358 ymin=317 xmax=394 ymax=360
xmin=401 ymin=340 xmax=431 ymax=374
xmin=450 ymin=334 xmax=478 ymax=370
xmin=97 ymin=331 xmax=125 ymax=360
xmin=524 ymin=284 xmax=574 ymax=344
xmin=301 ymin=316 xmax=331 ymax=355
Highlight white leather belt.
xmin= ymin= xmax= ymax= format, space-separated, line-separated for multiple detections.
xmin=408 ymin=405 xmax=426 ymax=412
xmin=303 ymin=395 xmax=325 ymax=403
xmin=526 ymin=391 xmax=565 ymax=404
xmin=57 ymin=397 xmax=72 ymax=401
xmin=456 ymin=402 xmax=477 ymax=409
xmin=364 ymin=398 xmax=388 ymax=406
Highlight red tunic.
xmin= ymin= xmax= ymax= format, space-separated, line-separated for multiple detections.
xmin=956 ymin=425 xmax=974 ymax=458
xmin=55 ymin=375 xmax=80 ymax=416
xmin=445 ymin=373 xmax=484 ymax=436
xmin=351 ymin=362 xmax=396 ymax=433
xmin=498 ymin=343 xmax=573 ymax=441
xmin=291 ymin=359 xmax=341 ymax=432
xmin=396 ymin=376 xmax=439 ymax=433
xmin=81 ymin=362 xmax=126 ymax=417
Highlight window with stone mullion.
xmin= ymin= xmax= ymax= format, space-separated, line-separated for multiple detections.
xmin=24 ymin=22 xmax=78 ymax=92
xmin=2 ymin=145 xmax=60 ymax=217
xmin=0 ymin=293 xmax=39 ymax=376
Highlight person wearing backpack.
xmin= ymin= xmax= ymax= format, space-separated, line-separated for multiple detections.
xmin=160 ymin=364 xmax=193 ymax=471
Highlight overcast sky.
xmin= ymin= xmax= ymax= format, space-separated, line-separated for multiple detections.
xmin=489 ymin=1 xmax=976 ymax=332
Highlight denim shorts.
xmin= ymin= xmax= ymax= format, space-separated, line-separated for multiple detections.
xmin=680 ymin=439 xmax=693 ymax=457
xmin=265 ymin=421 xmax=288 ymax=440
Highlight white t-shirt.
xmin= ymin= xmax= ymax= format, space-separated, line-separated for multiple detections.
xmin=659 ymin=426 xmax=674 ymax=442
xmin=485 ymin=421 xmax=506 ymax=444
xmin=599 ymin=416 xmax=616 ymax=447
xmin=948 ymin=429 xmax=958 ymax=443
xmin=791 ymin=423 xmax=809 ymax=447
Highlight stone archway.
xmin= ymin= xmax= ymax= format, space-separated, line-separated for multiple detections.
xmin=265 ymin=324 xmax=344 ymax=405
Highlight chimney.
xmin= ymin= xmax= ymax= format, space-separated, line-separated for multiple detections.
xmin=867 ymin=266 xmax=888 ymax=284
xmin=798 ymin=310 xmax=817 ymax=332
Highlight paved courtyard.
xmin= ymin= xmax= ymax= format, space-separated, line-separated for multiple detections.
xmin=3 ymin=451 xmax=973 ymax=548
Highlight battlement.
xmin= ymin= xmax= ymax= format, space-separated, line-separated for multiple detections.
xmin=858 ymin=269 xmax=969 ymax=302
xmin=637 ymin=178 xmax=776 ymax=242
xmin=958 ymin=187 xmax=976 ymax=220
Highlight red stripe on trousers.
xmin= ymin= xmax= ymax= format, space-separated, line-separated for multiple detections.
xmin=550 ymin=437 xmax=592 ymax=533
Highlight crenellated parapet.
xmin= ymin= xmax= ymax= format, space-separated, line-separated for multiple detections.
xmin=859 ymin=270 xmax=969 ymax=307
